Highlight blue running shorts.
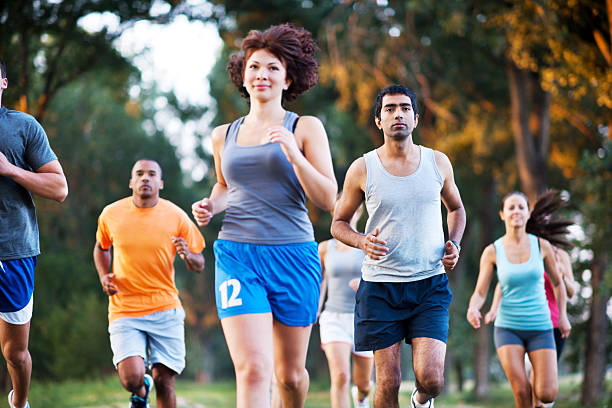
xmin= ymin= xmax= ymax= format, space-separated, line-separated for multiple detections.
xmin=354 ymin=273 xmax=452 ymax=351
xmin=109 ymin=308 xmax=186 ymax=374
xmin=213 ymin=239 xmax=321 ymax=327
xmin=493 ymin=326 xmax=556 ymax=352
xmin=0 ymin=257 xmax=36 ymax=313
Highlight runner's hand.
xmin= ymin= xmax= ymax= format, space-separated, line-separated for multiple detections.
xmin=442 ymin=240 xmax=459 ymax=270
xmin=467 ymin=306 xmax=482 ymax=329
xmin=361 ymin=227 xmax=388 ymax=260
xmin=192 ymin=198 xmax=213 ymax=226
xmin=559 ymin=315 xmax=571 ymax=338
xmin=100 ymin=273 xmax=119 ymax=296
xmin=348 ymin=278 xmax=360 ymax=292
xmin=0 ymin=151 xmax=15 ymax=177
xmin=172 ymin=237 xmax=189 ymax=260
xmin=267 ymin=125 xmax=302 ymax=164
xmin=484 ymin=309 xmax=497 ymax=324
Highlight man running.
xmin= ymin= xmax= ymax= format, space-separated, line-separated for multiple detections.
xmin=331 ymin=84 xmax=466 ymax=408
xmin=0 ymin=57 xmax=68 ymax=408
xmin=94 ymin=159 xmax=205 ymax=408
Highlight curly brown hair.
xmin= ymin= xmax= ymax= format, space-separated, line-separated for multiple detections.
xmin=227 ymin=23 xmax=318 ymax=103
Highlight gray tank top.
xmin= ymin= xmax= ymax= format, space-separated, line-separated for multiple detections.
xmin=323 ymin=239 xmax=365 ymax=313
xmin=361 ymin=146 xmax=445 ymax=282
xmin=217 ymin=111 xmax=314 ymax=244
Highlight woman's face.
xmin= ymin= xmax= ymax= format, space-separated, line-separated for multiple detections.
xmin=243 ymin=49 xmax=291 ymax=102
xmin=500 ymin=194 xmax=530 ymax=229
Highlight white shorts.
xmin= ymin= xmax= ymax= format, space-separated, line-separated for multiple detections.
xmin=0 ymin=294 xmax=33 ymax=325
xmin=109 ymin=307 xmax=186 ymax=374
xmin=319 ymin=310 xmax=373 ymax=358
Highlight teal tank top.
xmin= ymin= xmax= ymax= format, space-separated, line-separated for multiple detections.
xmin=494 ymin=234 xmax=552 ymax=330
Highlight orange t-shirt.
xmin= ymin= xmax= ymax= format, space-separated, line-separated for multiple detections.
xmin=96 ymin=197 xmax=205 ymax=322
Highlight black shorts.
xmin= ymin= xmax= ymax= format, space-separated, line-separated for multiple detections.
xmin=354 ymin=273 xmax=452 ymax=351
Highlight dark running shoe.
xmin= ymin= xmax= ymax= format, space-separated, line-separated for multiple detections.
xmin=129 ymin=373 xmax=153 ymax=408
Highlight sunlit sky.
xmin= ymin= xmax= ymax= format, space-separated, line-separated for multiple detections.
xmin=78 ymin=2 xmax=223 ymax=182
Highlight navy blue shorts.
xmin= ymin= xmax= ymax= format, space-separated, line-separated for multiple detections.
xmin=494 ymin=326 xmax=556 ymax=352
xmin=354 ymin=273 xmax=452 ymax=351
xmin=214 ymin=240 xmax=321 ymax=327
xmin=553 ymin=328 xmax=565 ymax=360
xmin=0 ymin=257 xmax=36 ymax=312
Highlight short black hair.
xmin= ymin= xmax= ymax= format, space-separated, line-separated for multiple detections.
xmin=132 ymin=158 xmax=162 ymax=178
xmin=373 ymin=84 xmax=418 ymax=120
xmin=0 ymin=58 xmax=6 ymax=79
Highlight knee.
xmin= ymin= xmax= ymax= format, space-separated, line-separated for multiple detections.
xmin=153 ymin=373 xmax=174 ymax=396
xmin=354 ymin=377 xmax=371 ymax=393
xmin=120 ymin=373 xmax=145 ymax=393
xmin=330 ymin=370 xmax=350 ymax=388
xmin=514 ymin=385 xmax=532 ymax=404
xmin=2 ymin=346 xmax=29 ymax=369
xmin=377 ymin=374 xmax=401 ymax=396
xmin=276 ymin=367 xmax=307 ymax=392
xmin=417 ymin=374 xmax=444 ymax=398
xmin=535 ymin=384 xmax=558 ymax=404
xmin=236 ymin=359 xmax=271 ymax=386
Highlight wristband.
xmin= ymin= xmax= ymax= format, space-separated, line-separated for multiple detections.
xmin=450 ymin=240 xmax=461 ymax=253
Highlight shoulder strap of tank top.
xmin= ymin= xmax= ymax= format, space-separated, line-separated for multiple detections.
xmin=283 ymin=111 xmax=299 ymax=132
xmin=493 ymin=238 xmax=504 ymax=263
xmin=531 ymin=234 xmax=543 ymax=258
xmin=224 ymin=117 xmax=244 ymax=146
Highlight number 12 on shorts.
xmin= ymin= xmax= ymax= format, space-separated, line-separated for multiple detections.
xmin=219 ymin=279 xmax=243 ymax=309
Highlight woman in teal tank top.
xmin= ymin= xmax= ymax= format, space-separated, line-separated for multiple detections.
xmin=466 ymin=191 xmax=571 ymax=408
xmin=191 ymin=24 xmax=337 ymax=408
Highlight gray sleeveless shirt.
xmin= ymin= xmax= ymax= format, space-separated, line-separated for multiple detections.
xmin=361 ymin=146 xmax=445 ymax=282
xmin=323 ymin=239 xmax=365 ymax=313
xmin=217 ymin=111 xmax=314 ymax=244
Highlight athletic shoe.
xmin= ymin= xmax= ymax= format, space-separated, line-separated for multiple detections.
xmin=7 ymin=390 xmax=30 ymax=408
xmin=129 ymin=373 xmax=153 ymax=408
xmin=411 ymin=388 xmax=434 ymax=408
xmin=351 ymin=385 xmax=370 ymax=408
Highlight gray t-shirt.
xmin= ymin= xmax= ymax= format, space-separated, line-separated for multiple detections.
xmin=0 ymin=106 xmax=57 ymax=260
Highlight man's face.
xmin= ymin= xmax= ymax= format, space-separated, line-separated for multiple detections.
xmin=0 ymin=76 xmax=7 ymax=94
xmin=375 ymin=93 xmax=418 ymax=141
xmin=129 ymin=160 xmax=163 ymax=199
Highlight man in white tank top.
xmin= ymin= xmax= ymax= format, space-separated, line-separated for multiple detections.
xmin=331 ymin=85 xmax=466 ymax=408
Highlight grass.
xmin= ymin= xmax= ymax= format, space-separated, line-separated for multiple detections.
xmin=9 ymin=373 xmax=608 ymax=407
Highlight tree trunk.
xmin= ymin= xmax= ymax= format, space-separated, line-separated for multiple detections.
xmin=506 ymin=59 xmax=551 ymax=203
xmin=581 ymin=253 xmax=610 ymax=404
xmin=473 ymin=179 xmax=497 ymax=399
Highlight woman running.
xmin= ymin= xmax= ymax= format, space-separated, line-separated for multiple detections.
xmin=318 ymin=201 xmax=373 ymax=408
xmin=191 ymin=24 xmax=336 ymax=408
xmin=467 ymin=191 xmax=571 ymax=408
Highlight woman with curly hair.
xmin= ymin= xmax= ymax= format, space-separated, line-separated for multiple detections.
xmin=192 ymin=24 xmax=336 ymax=407
xmin=467 ymin=191 xmax=572 ymax=408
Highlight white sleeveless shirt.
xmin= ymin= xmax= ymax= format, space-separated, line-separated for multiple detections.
xmin=361 ymin=146 xmax=445 ymax=282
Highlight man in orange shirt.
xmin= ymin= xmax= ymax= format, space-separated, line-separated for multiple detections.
xmin=94 ymin=159 xmax=205 ymax=408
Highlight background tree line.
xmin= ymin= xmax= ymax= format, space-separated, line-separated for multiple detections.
xmin=0 ymin=0 xmax=610 ymax=405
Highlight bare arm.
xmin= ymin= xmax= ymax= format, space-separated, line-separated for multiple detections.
xmin=269 ymin=116 xmax=337 ymax=211
xmin=331 ymin=158 xmax=388 ymax=259
xmin=467 ymin=244 xmax=496 ymax=329
xmin=484 ymin=283 xmax=502 ymax=324
xmin=93 ymin=241 xmax=118 ymax=296
xmin=0 ymin=156 xmax=68 ymax=202
xmin=192 ymin=125 xmax=230 ymax=226
xmin=435 ymin=151 xmax=466 ymax=270
xmin=542 ymin=239 xmax=571 ymax=338
xmin=557 ymin=249 xmax=578 ymax=299
xmin=317 ymin=241 xmax=329 ymax=317
xmin=172 ymin=237 xmax=205 ymax=273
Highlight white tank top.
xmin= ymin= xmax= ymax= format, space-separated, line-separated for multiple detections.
xmin=361 ymin=146 xmax=445 ymax=282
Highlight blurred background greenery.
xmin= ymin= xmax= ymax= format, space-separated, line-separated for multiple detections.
xmin=0 ymin=0 xmax=610 ymax=406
